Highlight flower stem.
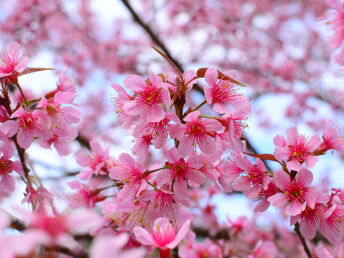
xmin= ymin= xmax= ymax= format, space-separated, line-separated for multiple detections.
xmin=294 ymin=222 xmax=313 ymax=258
xmin=159 ymin=248 xmax=171 ymax=258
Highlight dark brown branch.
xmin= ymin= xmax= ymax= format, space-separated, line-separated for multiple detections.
xmin=294 ymin=222 xmax=313 ymax=258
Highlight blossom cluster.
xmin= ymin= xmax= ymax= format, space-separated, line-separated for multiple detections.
xmin=0 ymin=32 xmax=343 ymax=257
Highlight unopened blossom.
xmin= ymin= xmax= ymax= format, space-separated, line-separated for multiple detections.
xmin=109 ymin=153 xmax=147 ymax=201
xmin=170 ymin=111 xmax=224 ymax=156
xmin=165 ymin=70 xmax=197 ymax=93
xmin=274 ymin=126 xmax=321 ymax=171
xmin=204 ymin=68 xmax=248 ymax=113
xmin=0 ymin=42 xmax=28 ymax=79
xmin=76 ymin=141 xmax=110 ymax=180
xmin=22 ymin=185 xmax=53 ymax=211
xmin=134 ymin=217 xmax=191 ymax=250
xmin=123 ymin=72 xmax=171 ymax=123
xmin=268 ymin=168 xmax=315 ymax=216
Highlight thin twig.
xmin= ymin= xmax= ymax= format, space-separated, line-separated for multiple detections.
xmin=294 ymin=222 xmax=313 ymax=258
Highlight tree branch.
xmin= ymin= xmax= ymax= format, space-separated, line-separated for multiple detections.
xmin=294 ymin=222 xmax=313 ymax=258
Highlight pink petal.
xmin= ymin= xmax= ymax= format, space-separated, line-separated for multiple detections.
xmin=305 ymin=155 xmax=318 ymax=168
xmin=205 ymin=68 xmax=218 ymax=87
xmin=134 ymin=227 xmax=156 ymax=247
xmin=286 ymin=159 xmax=302 ymax=171
xmin=166 ymin=220 xmax=191 ymax=249
xmin=300 ymin=218 xmax=317 ymax=239
xmin=296 ymin=167 xmax=313 ymax=186
xmin=124 ymin=75 xmax=146 ymax=92
xmin=287 ymin=127 xmax=298 ymax=144
xmin=285 ymin=200 xmax=303 ymax=216
xmin=268 ymin=193 xmax=289 ymax=208
xmin=273 ymin=170 xmax=290 ymax=189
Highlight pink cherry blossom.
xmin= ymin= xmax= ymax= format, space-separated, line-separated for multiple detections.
xmin=170 ymin=111 xmax=224 ymax=155
xmin=76 ymin=141 xmax=110 ymax=180
xmin=2 ymin=107 xmax=50 ymax=149
xmin=123 ymin=72 xmax=171 ymax=123
xmin=134 ymin=217 xmax=191 ymax=250
xmin=268 ymin=168 xmax=315 ymax=216
xmin=109 ymin=153 xmax=147 ymax=201
xmin=274 ymin=126 xmax=321 ymax=171
xmin=204 ymin=68 xmax=248 ymax=113
xmin=315 ymin=120 xmax=344 ymax=153
xmin=0 ymin=42 xmax=28 ymax=78
xmin=320 ymin=205 xmax=344 ymax=243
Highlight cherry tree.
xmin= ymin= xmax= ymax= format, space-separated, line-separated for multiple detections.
xmin=0 ymin=0 xmax=343 ymax=257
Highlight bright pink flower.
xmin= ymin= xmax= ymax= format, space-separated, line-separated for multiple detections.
xmin=133 ymin=112 xmax=180 ymax=149
xmin=204 ymin=68 xmax=248 ymax=113
xmin=155 ymin=148 xmax=205 ymax=205
xmin=232 ymin=158 xmax=270 ymax=199
xmin=76 ymin=141 xmax=110 ymax=180
xmin=268 ymin=168 xmax=315 ymax=216
xmin=22 ymin=185 xmax=53 ymax=211
xmin=274 ymin=126 xmax=321 ymax=171
xmin=134 ymin=217 xmax=190 ymax=250
xmin=109 ymin=153 xmax=147 ymax=201
xmin=320 ymin=205 xmax=344 ymax=243
xmin=217 ymin=102 xmax=250 ymax=151
xmin=315 ymin=120 xmax=344 ymax=153
xmin=0 ymin=42 xmax=28 ymax=78
xmin=254 ymin=182 xmax=279 ymax=212
xmin=3 ymin=107 xmax=50 ymax=149
xmin=165 ymin=70 xmax=197 ymax=93
xmin=123 ymin=72 xmax=171 ymax=123
xmin=170 ymin=111 xmax=224 ymax=156
xmin=0 ymin=138 xmax=23 ymax=193
xmin=68 ymin=179 xmax=106 ymax=208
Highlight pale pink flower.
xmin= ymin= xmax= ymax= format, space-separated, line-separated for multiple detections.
xmin=109 ymin=153 xmax=147 ymax=201
xmin=274 ymin=126 xmax=321 ymax=171
xmin=179 ymin=238 xmax=222 ymax=258
xmin=0 ymin=42 xmax=28 ymax=78
xmin=22 ymin=185 xmax=53 ymax=211
xmin=134 ymin=217 xmax=191 ymax=250
xmin=249 ymin=241 xmax=277 ymax=258
xmin=111 ymin=82 xmax=135 ymax=129
xmin=76 ymin=141 xmax=110 ymax=180
xmin=315 ymin=244 xmax=335 ymax=258
xmin=204 ymin=68 xmax=248 ymax=113
xmin=170 ymin=111 xmax=224 ymax=156
xmin=123 ymin=72 xmax=171 ymax=123
xmin=268 ymin=168 xmax=315 ymax=216
xmin=90 ymin=233 xmax=146 ymax=258
xmin=320 ymin=205 xmax=344 ymax=243
xmin=315 ymin=120 xmax=344 ymax=153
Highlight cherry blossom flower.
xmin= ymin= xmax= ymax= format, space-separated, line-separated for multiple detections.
xmin=170 ymin=111 xmax=224 ymax=155
xmin=134 ymin=217 xmax=191 ymax=250
xmin=109 ymin=153 xmax=147 ymax=201
xmin=0 ymin=137 xmax=23 ymax=193
xmin=320 ymin=205 xmax=344 ymax=243
xmin=204 ymin=68 xmax=248 ymax=113
xmin=0 ymin=42 xmax=28 ymax=79
xmin=2 ymin=107 xmax=50 ymax=149
xmin=274 ymin=126 xmax=321 ymax=171
xmin=90 ymin=233 xmax=146 ymax=258
xmin=315 ymin=120 xmax=344 ymax=153
xmin=123 ymin=72 xmax=171 ymax=123
xmin=76 ymin=141 xmax=110 ymax=180
xmin=268 ymin=168 xmax=315 ymax=216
